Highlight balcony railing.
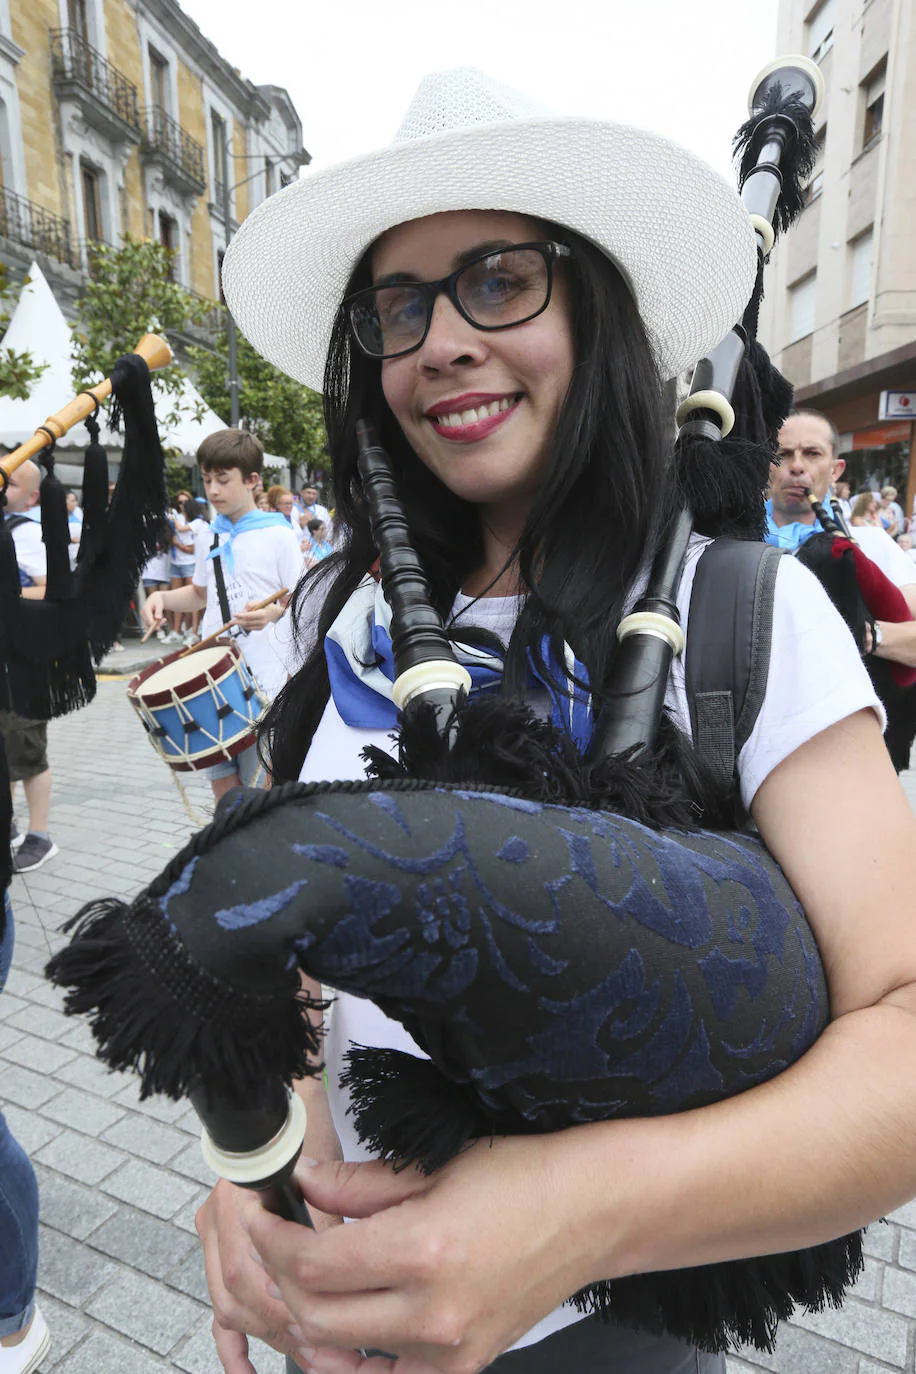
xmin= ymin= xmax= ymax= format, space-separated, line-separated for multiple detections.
xmin=141 ymin=106 xmax=205 ymax=195
xmin=0 ymin=187 xmax=74 ymax=268
xmin=182 ymin=286 xmax=226 ymax=336
xmin=50 ymin=29 xmax=140 ymax=135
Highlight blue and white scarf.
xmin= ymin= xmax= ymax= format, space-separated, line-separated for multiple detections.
xmin=764 ymin=496 xmax=840 ymax=552
xmin=207 ymin=510 xmax=290 ymax=574
xmin=324 ymin=578 xmax=595 ymax=750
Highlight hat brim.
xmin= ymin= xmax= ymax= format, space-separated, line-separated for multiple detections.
xmin=222 ymin=116 xmax=757 ymax=392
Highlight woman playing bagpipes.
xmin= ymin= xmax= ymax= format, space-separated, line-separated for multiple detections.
xmin=52 ymin=67 xmax=916 ymax=1374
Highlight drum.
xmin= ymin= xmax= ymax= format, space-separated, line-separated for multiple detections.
xmin=127 ymin=643 xmax=267 ymax=772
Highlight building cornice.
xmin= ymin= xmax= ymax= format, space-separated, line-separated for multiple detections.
xmin=795 ymin=338 xmax=916 ymax=406
xmin=137 ymin=0 xmax=271 ymax=120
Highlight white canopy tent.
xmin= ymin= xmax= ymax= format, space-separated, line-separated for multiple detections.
xmin=0 ymin=261 xmax=230 ymax=477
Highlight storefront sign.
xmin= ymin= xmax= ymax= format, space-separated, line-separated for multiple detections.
xmin=848 ymin=421 xmax=912 ymax=450
xmin=878 ymin=391 xmax=916 ymax=420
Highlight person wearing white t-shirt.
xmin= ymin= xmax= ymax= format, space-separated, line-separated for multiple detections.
xmin=142 ymin=430 xmax=303 ymax=800
xmin=196 ymin=87 xmax=916 ymax=1374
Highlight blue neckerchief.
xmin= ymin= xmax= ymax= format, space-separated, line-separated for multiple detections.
xmin=206 ymin=510 xmax=290 ymax=574
xmin=764 ymin=497 xmax=826 ymax=552
xmin=324 ymin=579 xmax=595 ymax=751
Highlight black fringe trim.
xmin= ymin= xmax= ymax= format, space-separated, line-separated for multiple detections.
xmin=46 ymin=894 xmax=324 ymax=1104
xmin=364 ymin=696 xmax=745 ymax=832
xmin=575 ymin=1231 xmax=863 ymax=1354
xmin=341 ymin=1046 xmax=493 ymax=1174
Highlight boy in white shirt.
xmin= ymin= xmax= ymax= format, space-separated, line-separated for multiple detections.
xmin=142 ymin=430 xmax=303 ymax=799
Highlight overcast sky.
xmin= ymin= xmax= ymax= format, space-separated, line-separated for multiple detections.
xmin=179 ymin=0 xmax=780 ymax=181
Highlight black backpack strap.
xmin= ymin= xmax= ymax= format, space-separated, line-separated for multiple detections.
xmin=4 ymin=515 xmax=32 ymax=534
xmin=685 ymin=538 xmax=784 ymax=789
xmin=210 ymin=531 xmax=232 ymax=625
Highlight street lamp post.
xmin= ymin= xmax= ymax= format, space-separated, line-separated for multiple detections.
xmin=218 ymin=146 xmax=307 ymax=432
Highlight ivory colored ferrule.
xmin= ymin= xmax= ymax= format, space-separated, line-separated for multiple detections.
xmin=676 ymin=390 xmax=736 ymax=439
xmin=199 ymin=1091 xmax=307 ymax=1186
xmin=616 ymin=611 xmax=686 ymax=657
xmin=392 ymin=660 xmax=472 ymax=711
xmin=748 ymin=213 xmax=776 ymax=256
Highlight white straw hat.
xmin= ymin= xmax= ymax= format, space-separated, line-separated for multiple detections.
xmin=223 ymin=68 xmax=757 ymax=391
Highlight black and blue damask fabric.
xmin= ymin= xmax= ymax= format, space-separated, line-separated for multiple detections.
xmin=50 ymin=778 xmax=860 ymax=1352
xmin=158 ymin=783 xmax=826 ymax=1134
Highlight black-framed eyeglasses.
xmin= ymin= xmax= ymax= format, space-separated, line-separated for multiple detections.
xmin=344 ymin=241 xmax=572 ymax=361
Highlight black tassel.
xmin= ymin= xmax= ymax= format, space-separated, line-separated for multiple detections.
xmin=673 ymin=433 xmax=770 ymax=542
xmin=734 ymin=82 xmax=818 ymax=239
xmin=341 ymin=1046 xmax=492 ymax=1174
xmin=0 ymin=468 xmax=95 ymax=720
xmin=75 ymin=354 xmax=168 ymax=659
xmin=39 ymin=459 xmax=75 ymax=604
xmin=76 ymin=411 xmax=110 ymax=570
xmin=46 ymin=894 xmax=323 ymax=1103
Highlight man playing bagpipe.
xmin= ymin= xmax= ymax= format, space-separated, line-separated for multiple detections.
xmin=766 ymin=409 xmax=916 ymax=771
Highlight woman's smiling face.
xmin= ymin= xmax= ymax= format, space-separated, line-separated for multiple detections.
xmin=373 ymin=210 xmax=574 ymax=516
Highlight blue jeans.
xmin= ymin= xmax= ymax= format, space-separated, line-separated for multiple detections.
xmin=0 ymin=896 xmax=40 ymax=1337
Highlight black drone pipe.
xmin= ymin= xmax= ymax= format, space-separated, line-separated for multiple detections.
xmin=592 ymin=55 xmax=823 ymax=761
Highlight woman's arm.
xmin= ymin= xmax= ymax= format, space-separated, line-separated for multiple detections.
xmin=244 ymin=709 xmax=916 ymax=1372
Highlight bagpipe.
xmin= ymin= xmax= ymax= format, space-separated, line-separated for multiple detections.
xmin=0 ymin=334 xmax=170 ymax=890
xmin=47 ymin=57 xmax=866 ymax=1358
xmin=795 ymin=495 xmax=916 ymax=773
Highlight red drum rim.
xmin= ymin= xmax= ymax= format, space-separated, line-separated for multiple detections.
xmin=166 ymin=727 xmax=259 ymax=773
xmin=127 ymin=641 xmax=243 ymax=710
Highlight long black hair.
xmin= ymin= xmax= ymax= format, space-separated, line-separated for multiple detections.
xmin=263 ymin=220 xmax=676 ymax=784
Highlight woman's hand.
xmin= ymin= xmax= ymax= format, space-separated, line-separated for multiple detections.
xmin=247 ymin=1134 xmax=594 ymax=1374
xmin=234 ymin=600 xmax=285 ymax=632
xmin=197 ymin=1155 xmax=346 ymax=1372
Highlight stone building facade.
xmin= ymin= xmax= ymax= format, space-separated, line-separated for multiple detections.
xmin=758 ymin=0 xmax=916 ymax=511
xmin=0 ymin=0 xmax=308 ymax=323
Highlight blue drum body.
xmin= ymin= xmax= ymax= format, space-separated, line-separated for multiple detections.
xmin=127 ymin=643 xmax=266 ymax=771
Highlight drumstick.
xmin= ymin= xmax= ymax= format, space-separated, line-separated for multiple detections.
xmin=176 ymin=589 xmax=289 ymax=659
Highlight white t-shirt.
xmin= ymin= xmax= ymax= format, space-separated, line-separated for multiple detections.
xmin=142 ymin=550 xmax=171 ymax=584
xmin=849 ymin=525 xmax=916 ymax=590
xmin=192 ymin=521 xmax=304 ymax=700
xmin=294 ymin=537 xmax=882 ymax=1355
xmin=8 ymin=512 xmax=46 ymax=585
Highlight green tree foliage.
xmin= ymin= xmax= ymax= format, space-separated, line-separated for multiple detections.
xmin=189 ymin=329 xmax=329 ymax=482
xmin=0 ymin=264 xmax=48 ymax=400
xmin=70 ymin=236 xmax=208 ymax=428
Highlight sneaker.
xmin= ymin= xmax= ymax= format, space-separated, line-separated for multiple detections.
xmin=9 ymin=819 xmax=24 ymax=850
xmin=0 ymin=1305 xmax=51 ymax=1372
xmin=12 ymin=834 xmax=58 ymax=874
xmin=155 ymin=628 xmax=168 ymax=642
xmin=182 ymin=630 xmax=199 ymax=646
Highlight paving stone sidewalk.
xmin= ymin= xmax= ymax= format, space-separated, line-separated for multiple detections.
xmin=1 ymin=669 xmax=914 ymax=1372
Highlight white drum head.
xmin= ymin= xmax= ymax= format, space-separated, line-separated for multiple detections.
xmin=139 ymin=647 xmax=231 ymax=696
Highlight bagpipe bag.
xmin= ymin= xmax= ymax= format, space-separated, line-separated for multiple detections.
xmin=51 ymin=770 xmax=860 ymax=1353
